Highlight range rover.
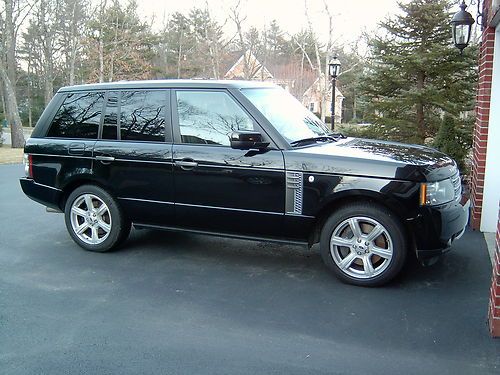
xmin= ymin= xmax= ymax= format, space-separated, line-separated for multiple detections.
xmin=20 ymin=80 xmax=469 ymax=286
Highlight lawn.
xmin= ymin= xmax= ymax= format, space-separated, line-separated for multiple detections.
xmin=0 ymin=145 xmax=24 ymax=164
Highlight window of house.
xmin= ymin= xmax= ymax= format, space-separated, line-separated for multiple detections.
xmin=47 ymin=92 xmax=105 ymax=139
xmin=176 ymin=91 xmax=255 ymax=146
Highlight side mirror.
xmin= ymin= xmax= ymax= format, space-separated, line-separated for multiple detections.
xmin=230 ymin=131 xmax=269 ymax=150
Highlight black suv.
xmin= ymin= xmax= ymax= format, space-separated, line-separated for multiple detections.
xmin=20 ymin=80 xmax=469 ymax=286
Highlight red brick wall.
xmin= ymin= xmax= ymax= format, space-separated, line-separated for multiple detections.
xmin=470 ymin=24 xmax=495 ymax=230
xmin=488 ymin=205 xmax=500 ymax=337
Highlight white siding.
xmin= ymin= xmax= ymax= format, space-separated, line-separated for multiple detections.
xmin=481 ymin=27 xmax=500 ymax=232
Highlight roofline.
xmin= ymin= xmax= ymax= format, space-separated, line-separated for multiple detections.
xmin=57 ymin=79 xmax=278 ymax=93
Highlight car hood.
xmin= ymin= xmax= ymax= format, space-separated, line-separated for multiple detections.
xmin=286 ymin=137 xmax=456 ymax=182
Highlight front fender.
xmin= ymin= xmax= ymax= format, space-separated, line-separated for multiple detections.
xmin=303 ymin=174 xmax=420 ymax=221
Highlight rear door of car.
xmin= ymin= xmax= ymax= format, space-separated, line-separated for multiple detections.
xmin=92 ymin=89 xmax=175 ymax=226
xmin=27 ymin=91 xmax=103 ymax=190
xmin=170 ymin=88 xmax=285 ymax=238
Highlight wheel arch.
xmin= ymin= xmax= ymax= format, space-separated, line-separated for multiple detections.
xmin=59 ymin=177 xmax=116 ymax=211
xmin=308 ymin=190 xmax=413 ymax=247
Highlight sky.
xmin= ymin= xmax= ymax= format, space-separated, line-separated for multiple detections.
xmin=136 ymin=0 xmax=403 ymax=46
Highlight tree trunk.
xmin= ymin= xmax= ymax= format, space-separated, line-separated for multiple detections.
xmin=352 ymin=93 xmax=357 ymax=122
xmin=177 ymin=30 xmax=183 ymax=79
xmin=68 ymin=1 xmax=79 ymax=86
xmin=5 ymin=0 xmax=17 ymax=87
xmin=0 ymin=64 xmax=24 ymax=148
xmin=99 ymin=33 xmax=104 ymax=83
xmin=416 ymin=70 xmax=425 ymax=143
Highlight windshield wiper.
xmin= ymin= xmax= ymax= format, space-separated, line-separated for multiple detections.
xmin=290 ymin=135 xmax=337 ymax=147
xmin=328 ymin=132 xmax=346 ymax=139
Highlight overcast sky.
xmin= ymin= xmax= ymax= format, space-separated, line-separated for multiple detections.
xmin=137 ymin=0 xmax=403 ymax=45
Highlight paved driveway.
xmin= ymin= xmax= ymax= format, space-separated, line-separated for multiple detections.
xmin=1 ymin=164 xmax=499 ymax=374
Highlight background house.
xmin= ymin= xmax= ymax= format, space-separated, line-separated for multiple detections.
xmin=472 ymin=0 xmax=500 ymax=337
xmin=301 ymin=76 xmax=344 ymax=123
xmin=224 ymin=51 xmax=343 ymax=123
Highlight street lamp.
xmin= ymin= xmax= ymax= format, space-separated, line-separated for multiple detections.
xmin=328 ymin=57 xmax=341 ymax=130
xmin=451 ymin=1 xmax=475 ymax=53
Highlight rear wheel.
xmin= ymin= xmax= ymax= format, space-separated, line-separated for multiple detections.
xmin=320 ymin=202 xmax=407 ymax=287
xmin=64 ymin=185 xmax=130 ymax=252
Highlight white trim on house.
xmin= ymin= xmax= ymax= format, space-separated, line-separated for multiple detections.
xmin=480 ymin=27 xmax=500 ymax=232
xmin=224 ymin=51 xmax=274 ymax=80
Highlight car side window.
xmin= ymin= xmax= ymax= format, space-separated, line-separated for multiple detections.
xmin=120 ymin=90 xmax=167 ymax=142
xmin=176 ymin=91 xmax=255 ymax=146
xmin=47 ymin=92 xmax=105 ymax=139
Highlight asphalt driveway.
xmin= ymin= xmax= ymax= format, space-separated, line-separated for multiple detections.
xmin=1 ymin=163 xmax=499 ymax=374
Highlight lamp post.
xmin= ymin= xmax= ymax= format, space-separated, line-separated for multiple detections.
xmin=451 ymin=1 xmax=475 ymax=53
xmin=328 ymin=57 xmax=341 ymax=131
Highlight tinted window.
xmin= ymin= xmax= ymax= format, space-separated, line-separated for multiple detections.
xmin=176 ymin=91 xmax=254 ymax=146
xmin=47 ymin=92 xmax=104 ymax=139
xmin=102 ymin=92 xmax=119 ymax=140
xmin=120 ymin=90 xmax=166 ymax=142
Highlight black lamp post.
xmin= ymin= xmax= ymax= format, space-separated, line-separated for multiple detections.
xmin=328 ymin=57 xmax=341 ymax=130
xmin=451 ymin=1 xmax=475 ymax=53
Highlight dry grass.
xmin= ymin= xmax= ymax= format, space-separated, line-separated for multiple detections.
xmin=0 ymin=145 xmax=24 ymax=164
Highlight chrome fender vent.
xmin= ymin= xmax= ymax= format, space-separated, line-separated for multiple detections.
xmin=286 ymin=171 xmax=303 ymax=215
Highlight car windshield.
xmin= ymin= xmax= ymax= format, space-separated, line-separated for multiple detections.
xmin=241 ymin=87 xmax=330 ymax=144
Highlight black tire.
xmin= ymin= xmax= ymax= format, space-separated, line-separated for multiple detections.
xmin=320 ymin=202 xmax=407 ymax=287
xmin=64 ymin=184 xmax=131 ymax=252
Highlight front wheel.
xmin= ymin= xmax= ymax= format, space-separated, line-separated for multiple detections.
xmin=320 ymin=202 xmax=407 ymax=287
xmin=64 ymin=185 xmax=131 ymax=252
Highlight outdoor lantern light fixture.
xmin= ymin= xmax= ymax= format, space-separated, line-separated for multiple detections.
xmin=328 ymin=57 xmax=341 ymax=130
xmin=451 ymin=1 xmax=475 ymax=52
xmin=328 ymin=57 xmax=341 ymax=79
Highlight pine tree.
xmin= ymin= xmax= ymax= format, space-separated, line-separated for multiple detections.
xmin=434 ymin=114 xmax=471 ymax=170
xmin=360 ymin=0 xmax=477 ymax=144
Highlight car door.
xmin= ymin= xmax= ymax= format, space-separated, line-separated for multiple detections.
xmin=92 ymin=89 xmax=175 ymax=226
xmin=171 ymin=88 xmax=285 ymax=238
xmin=29 ymin=91 xmax=104 ymax=190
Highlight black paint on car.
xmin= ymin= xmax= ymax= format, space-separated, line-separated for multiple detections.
xmin=20 ymin=80 xmax=469 ymax=286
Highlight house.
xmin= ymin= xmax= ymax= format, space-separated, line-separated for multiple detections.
xmin=224 ymin=52 xmax=344 ymax=123
xmin=223 ymin=51 xmax=296 ymax=93
xmin=471 ymin=0 xmax=500 ymax=337
xmin=301 ymin=75 xmax=344 ymax=123
xmin=224 ymin=51 xmax=274 ymax=81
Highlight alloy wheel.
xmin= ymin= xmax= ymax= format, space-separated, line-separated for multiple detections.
xmin=70 ymin=194 xmax=112 ymax=245
xmin=330 ymin=216 xmax=393 ymax=279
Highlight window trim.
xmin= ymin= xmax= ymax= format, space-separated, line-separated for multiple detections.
xmin=171 ymin=88 xmax=270 ymax=148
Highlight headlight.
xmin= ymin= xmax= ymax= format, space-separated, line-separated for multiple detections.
xmin=420 ymin=179 xmax=454 ymax=206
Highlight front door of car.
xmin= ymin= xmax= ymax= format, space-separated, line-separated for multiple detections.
xmin=92 ymin=89 xmax=175 ymax=226
xmin=171 ymin=89 xmax=285 ymax=238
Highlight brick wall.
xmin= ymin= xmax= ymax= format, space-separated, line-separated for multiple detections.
xmin=488 ymin=205 xmax=500 ymax=337
xmin=470 ymin=24 xmax=495 ymax=230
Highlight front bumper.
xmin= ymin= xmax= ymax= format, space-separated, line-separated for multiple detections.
xmin=411 ymin=198 xmax=470 ymax=260
xmin=20 ymin=178 xmax=62 ymax=211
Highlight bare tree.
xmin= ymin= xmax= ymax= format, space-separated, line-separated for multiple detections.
xmin=61 ymin=0 xmax=88 ymax=85
xmin=0 ymin=60 xmax=24 ymax=147
xmin=1 ymin=0 xmax=29 ymax=147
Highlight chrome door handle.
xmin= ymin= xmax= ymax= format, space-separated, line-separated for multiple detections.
xmin=175 ymin=160 xmax=198 ymax=170
xmin=95 ymin=155 xmax=115 ymax=162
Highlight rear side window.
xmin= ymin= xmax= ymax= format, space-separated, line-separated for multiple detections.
xmin=120 ymin=90 xmax=167 ymax=142
xmin=47 ymin=92 xmax=105 ymax=139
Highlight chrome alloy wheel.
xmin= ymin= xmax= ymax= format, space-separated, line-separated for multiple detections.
xmin=330 ymin=216 xmax=393 ymax=279
xmin=70 ymin=194 xmax=112 ymax=245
